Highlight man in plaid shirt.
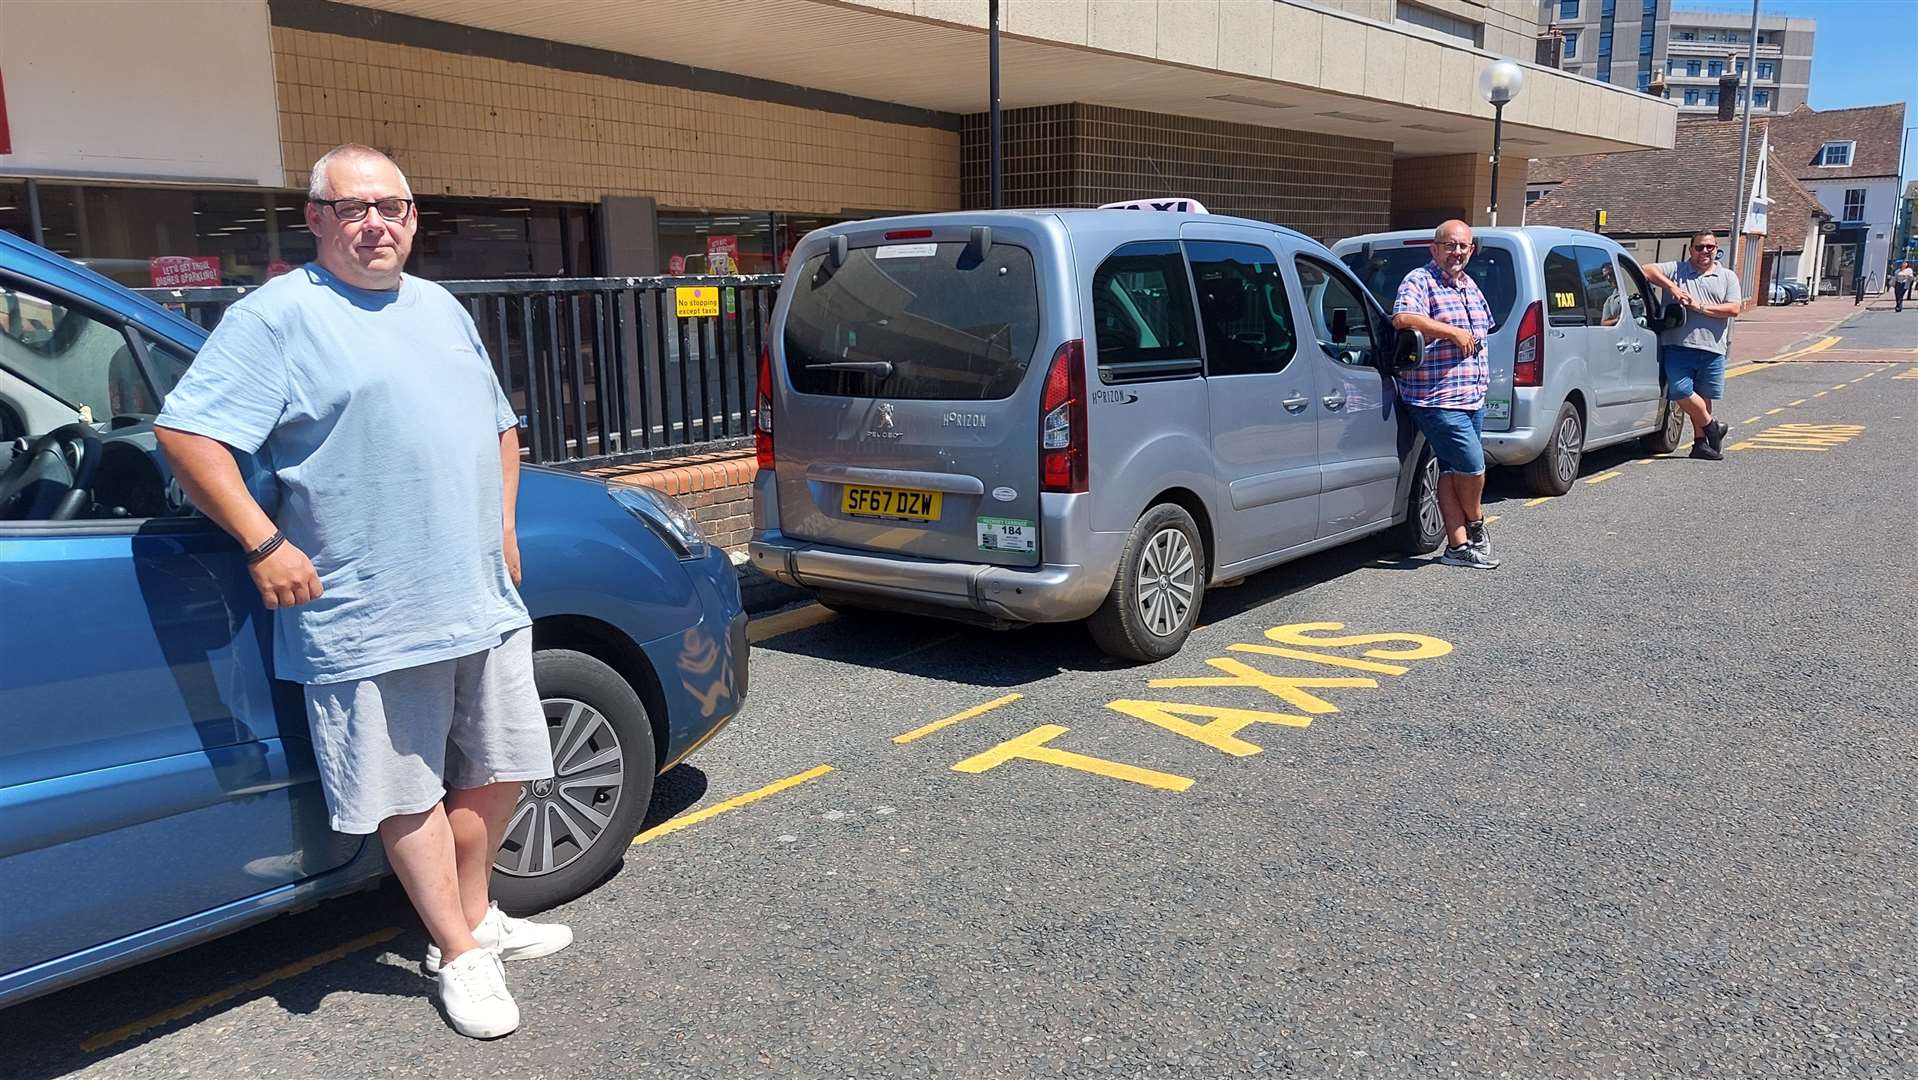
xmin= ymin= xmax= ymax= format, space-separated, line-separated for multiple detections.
xmin=1392 ymin=219 xmax=1499 ymax=569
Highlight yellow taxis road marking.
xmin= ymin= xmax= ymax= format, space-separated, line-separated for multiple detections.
xmin=1226 ymin=643 xmax=1409 ymax=675
xmin=1262 ymin=624 xmax=1453 ymax=659
xmin=80 ymin=927 xmax=404 ymax=1052
xmin=1585 ymin=470 xmax=1622 ymax=485
xmin=894 ymin=693 xmax=1023 ymax=745
xmin=1151 ymin=658 xmax=1375 ymax=714
xmin=1525 ymin=496 xmax=1552 ymax=507
xmin=1729 ymin=423 xmax=1865 ymax=453
xmin=952 ymin=725 xmax=1193 ymax=791
xmin=633 ymin=764 xmax=833 ymax=845
xmin=1106 ymin=701 xmax=1310 ymax=757
xmin=746 ymin=603 xmax=835 ymax=644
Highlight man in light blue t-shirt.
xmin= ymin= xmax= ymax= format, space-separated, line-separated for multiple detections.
xmin=156 ymin=144 xmax=565 ymax=1039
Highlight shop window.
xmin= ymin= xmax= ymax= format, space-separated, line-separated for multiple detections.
xmin=658 ymin=211 xmax=774 ymax=276
xmin=410 ymin=199 xmax=593 ymax=280
xmin=0 ymin=183 xmax=30 ymax=243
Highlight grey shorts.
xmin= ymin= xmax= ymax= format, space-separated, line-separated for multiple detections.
xmin=304 ymin=627 xmax=553 ymax=834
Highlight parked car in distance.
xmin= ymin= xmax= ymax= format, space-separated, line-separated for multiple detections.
xmin=1769 ymin=278 xmax=1810 ymax=305
xmin=1335 ymin=227 xmax=1688 ymax=497
xmin=0 ymin=229 xmax=748 ymax=1009
xmin=749 ymin=204 xmax=1440 ymax=663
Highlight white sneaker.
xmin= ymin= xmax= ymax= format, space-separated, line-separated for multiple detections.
xmin=437 ymin=948 xmax=519 ymax=1039
xmin=425 ymin=903 xmax=574 ymax=974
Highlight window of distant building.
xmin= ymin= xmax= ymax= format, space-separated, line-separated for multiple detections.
xmin=1708 ymin=60 xmax=1722 ymax=77
xmin=1565 ymin=30 xmax=1580 ymax=57
xmin=1560 ymin=0 xmax=1579 ymax=18
xmin=1758 ymin=61 xmax=1774 ymax=80
xmin=1842 ymin=189 xmax=1866 ymax=221
xmin=1687 ymin=59 xmax=1701 ymax=76
xmin=1684 ymin=89 xmax=1698 ymax=105
xmin=1817 ymin=142 xmax=1855 ymax=167
xmin=1755 ymin=89 xmax=1771 ymax=107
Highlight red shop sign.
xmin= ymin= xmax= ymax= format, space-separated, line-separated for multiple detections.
xmin=149 ymin=256 xmax=222 ymax=289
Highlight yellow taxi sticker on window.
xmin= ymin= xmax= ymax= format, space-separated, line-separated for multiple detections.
xmin=1552 ymin=291 xmax=1578 ymax=309
xmin=675 ymin=286 xmax=720 ymax=318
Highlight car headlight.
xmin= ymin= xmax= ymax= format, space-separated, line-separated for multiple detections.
xmin=608 ymin=483 xmax=710 ymax=560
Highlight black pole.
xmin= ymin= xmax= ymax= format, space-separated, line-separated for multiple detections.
xmin=989 ymin=0 xmax=1002 ymax=209
xmin=1488 ymin=101 xmax=1505 ymax=226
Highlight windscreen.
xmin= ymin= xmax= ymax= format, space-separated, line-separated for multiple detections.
xmin=783 ymin=241 xmax=1041 ymax=400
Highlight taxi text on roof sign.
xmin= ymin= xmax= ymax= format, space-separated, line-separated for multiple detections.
xmin=1099 ymin=197 xmax=1211 ymax=214
xmin=675 ymin=286 xmax=720 ymax=318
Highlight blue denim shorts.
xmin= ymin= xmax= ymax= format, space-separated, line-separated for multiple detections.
xmin=1407 ymin=404 xmax=1486 ymax=476
xmin=1663 ymin=345 xmax=1726 ymax=401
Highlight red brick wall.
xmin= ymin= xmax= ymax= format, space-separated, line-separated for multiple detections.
xmin=587 ymin=450 xmax=758 ymax=552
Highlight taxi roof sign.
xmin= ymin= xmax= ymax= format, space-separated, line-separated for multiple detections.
xmin=1098 ymin=197 xmax=1210 ymax=214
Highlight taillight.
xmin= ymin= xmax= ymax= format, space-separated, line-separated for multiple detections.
xmin=755 ymin=345 xmax=775 ymax=470
xmin=1513 ymin=300 xmax=1544 ymax=387
xmin=1040 ymin=340 xmax=1088 ymax=494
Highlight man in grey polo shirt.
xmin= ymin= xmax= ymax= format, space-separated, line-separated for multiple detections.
xmin=1644 ymin=230 xmax=1742 ymax=461
xmin=154 ymin=144 xmax=567 ymax=1039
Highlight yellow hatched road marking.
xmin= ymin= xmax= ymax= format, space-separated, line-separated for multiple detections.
xmin=1766 ymin=408 xmax=1784 ymax=415
xmin=80 ymin=928 xmax=404 ymax=1052
xmin=1742 ymin=416 xmax=1763 ymax=424
xmin=894 ymin=693 xmax=1023 ymax=745
xmin=1790 ymin=398 xmax=1807 ymax=405
xmin=633 ymin=764 xmax=834 ymax=845
xmin=1586 ymin=470 xmax=1622 ymax=485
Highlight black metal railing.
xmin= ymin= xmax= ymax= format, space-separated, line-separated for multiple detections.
xmin=136 ymin=274 xmax=783 ymax=466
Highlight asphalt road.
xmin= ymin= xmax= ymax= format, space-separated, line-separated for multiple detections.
xmin=7 ymin=340 xmax=1917 ymax=1078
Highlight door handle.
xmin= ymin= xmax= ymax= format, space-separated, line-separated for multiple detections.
xmin=1322 ymin=391 xmax=1347 ymax=411
xmin=1281 ymin=393 xmax=1309 ymax=413
xmin=1632 ymin=340 xmax=1644 ymax=352
xmin=1616 ymin=340 xmax=1631 ymax=352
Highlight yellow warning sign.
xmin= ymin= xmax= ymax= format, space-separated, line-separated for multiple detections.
xmin=675 ymin=286 xmax=720 ymax=318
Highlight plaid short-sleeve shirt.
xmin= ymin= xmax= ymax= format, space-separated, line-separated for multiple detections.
xmin=1393 ymin=261 xmax=1492 ymax=410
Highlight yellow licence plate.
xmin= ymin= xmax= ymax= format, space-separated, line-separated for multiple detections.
xmin=841 ymin=485 xmax=942 ymax=522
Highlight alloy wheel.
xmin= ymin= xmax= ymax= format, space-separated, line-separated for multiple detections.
xmin=1417 ymin=455 xmax=1443 ymax=540
xmin=494 ymin=697 xmax=626 ymax=878
xmin=1134 ymin=527 xmax=1197 ymax=638
xmin=1554 ymin=412 xmax=1583 ymax=487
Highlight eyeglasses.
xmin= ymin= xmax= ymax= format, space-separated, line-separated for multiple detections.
xmin=1434 ymin=241 xmax=1474 ymax=251
xmin=311 ymin=197 xmax=414 ymax=223
xmin=1693 ymin=244 xmax=1718 ymax=251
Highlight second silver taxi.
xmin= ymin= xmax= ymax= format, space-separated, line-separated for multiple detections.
xmin=749 ymin=202 xmax=1438 ymax=662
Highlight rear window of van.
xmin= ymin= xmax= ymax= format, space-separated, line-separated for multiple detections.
xmin=783 ymin=242 xmax=1040 ymax=400
xmin=1341 ymin=244 xmax=1517 ymax=331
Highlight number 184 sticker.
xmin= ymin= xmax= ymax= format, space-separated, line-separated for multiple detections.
xmin=977 ymin=516 xmax=1036 ymax=553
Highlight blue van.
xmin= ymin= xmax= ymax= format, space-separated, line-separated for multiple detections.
xmin=0 ymin=230 xmax=747 ymax=1008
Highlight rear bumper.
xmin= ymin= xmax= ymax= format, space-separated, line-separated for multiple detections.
xmin=748 ymin=533 xmax=1116 ymax=624
xmin=1481 ymin=388 xmax=1556 ymax=465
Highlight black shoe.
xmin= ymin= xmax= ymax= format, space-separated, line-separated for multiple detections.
xmin=1690 ymin=438 xmax=1723 ymax=461
xmin=1705 ymin=420 xmax=1729 ymax=452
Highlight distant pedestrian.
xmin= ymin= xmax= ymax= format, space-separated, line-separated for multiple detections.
xmin=1391 ymin=219 xmax=1498 ymax=569
xmin=1643 ymin=231 xmax=1741 ymax=461
xmin=1895 ymin=261 xmax=1914 ymax=312
xmin=154 ymin=143 xmax=568 ymax=1040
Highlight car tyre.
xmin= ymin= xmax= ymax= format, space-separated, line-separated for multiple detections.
xmin=1523 ymin=402 xmax=1583 ymax=496
xmin=1395 ymin=447 xmax=1445 ymax=555
xmin=1086 ymin=503 xmax=1206 ymax=663
xmin=1642 ymin=394 xmax=1687 ymax=455
xmin=489 ymin=649 xmax=657 ymax=915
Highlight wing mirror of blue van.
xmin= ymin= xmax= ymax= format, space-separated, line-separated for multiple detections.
xmin=1389 ymin=328 xmax=1424 ymax=371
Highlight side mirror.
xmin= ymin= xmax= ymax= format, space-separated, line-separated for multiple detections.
xmin=1330 ymin=308 xmax=1350 ymax=344
xmin=1655 ymin=301 xmax=1685 ymax=332
xmin=1389 ymin=328 xmax=1424 ymax=371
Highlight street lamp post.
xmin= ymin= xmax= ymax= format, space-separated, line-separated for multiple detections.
xmin=1479 ymin=61 xmax=1525 ymax=226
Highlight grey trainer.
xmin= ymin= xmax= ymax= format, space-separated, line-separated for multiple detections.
xmin=1439 ymin=543 xmax=1501 ymax=570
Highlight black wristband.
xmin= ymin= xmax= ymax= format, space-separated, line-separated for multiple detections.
xmin=246 ymin=530 xmax=286 ymax=565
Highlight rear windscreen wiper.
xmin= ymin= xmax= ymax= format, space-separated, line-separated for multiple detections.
xmin=804 ymin=361 xmax=894 ymax=376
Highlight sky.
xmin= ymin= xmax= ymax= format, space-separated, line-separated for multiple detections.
xmin=1676 ymin=0 xmax=1918 ymax=186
